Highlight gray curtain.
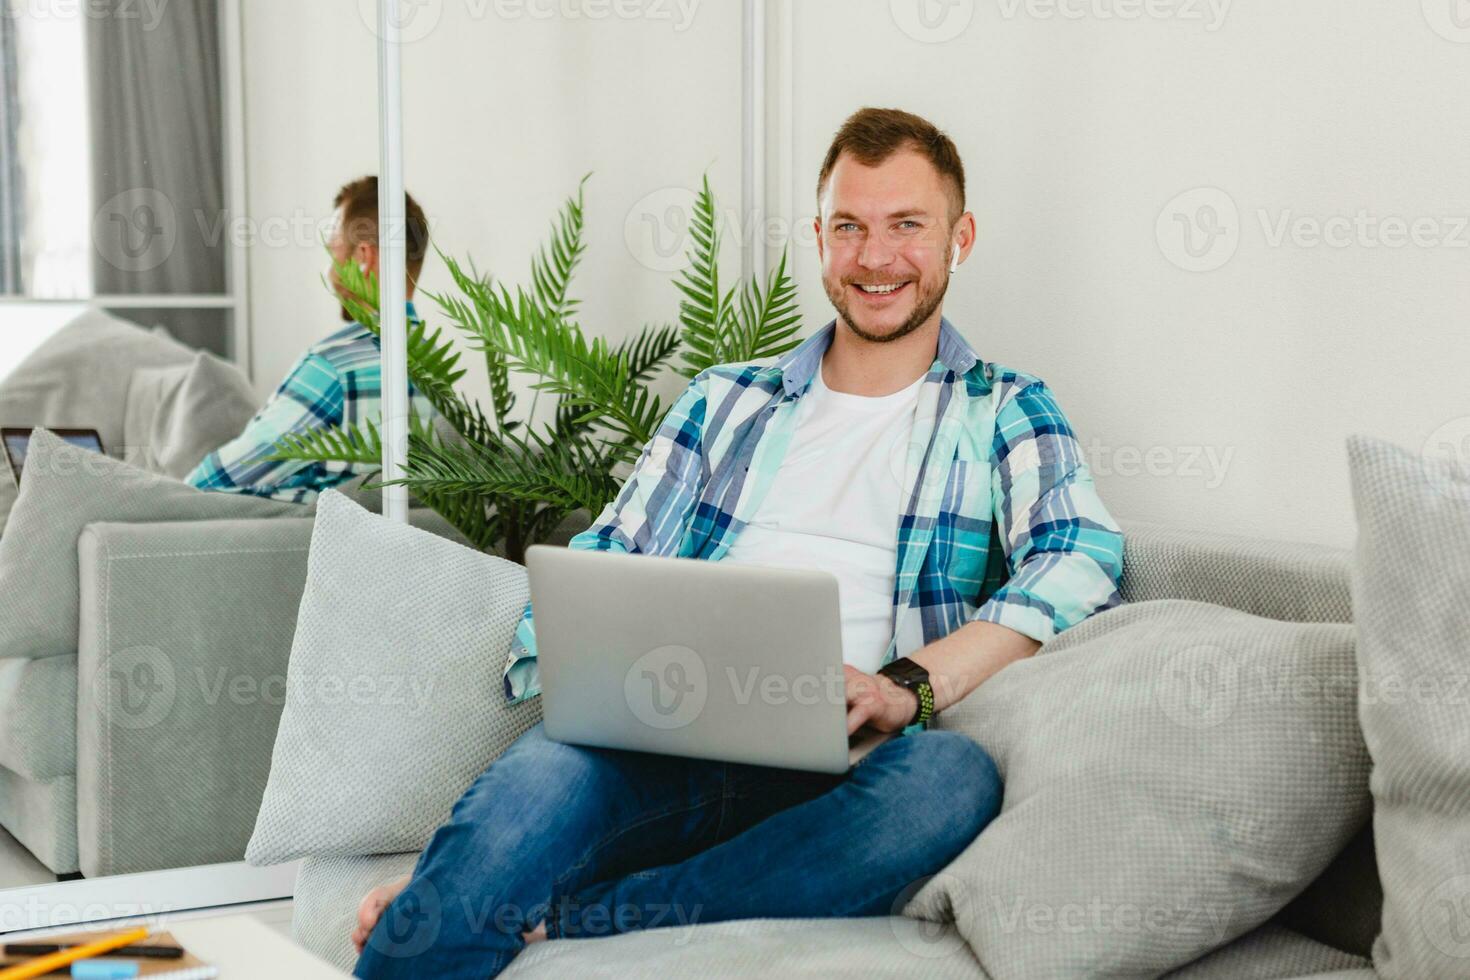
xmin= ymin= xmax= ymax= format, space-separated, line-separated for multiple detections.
xmin=0 ymin=12 xmax=22 ymax=294
xmin=87 ymin=0 xmax=224 ymax=297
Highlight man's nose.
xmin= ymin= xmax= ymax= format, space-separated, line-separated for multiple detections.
xmin=857 ymin=231 xmax=898 ymax=269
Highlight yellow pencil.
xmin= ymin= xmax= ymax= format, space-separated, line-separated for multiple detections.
xmin=0 ymin=926 xmax=150 ymax=980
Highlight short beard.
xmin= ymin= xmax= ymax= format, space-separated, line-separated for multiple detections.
xmin=824 ymin=272 xmax=949 ymax=345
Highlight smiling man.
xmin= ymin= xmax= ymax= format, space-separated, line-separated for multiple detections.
xmin=352 ymin=108 xmax=1125 ymax=979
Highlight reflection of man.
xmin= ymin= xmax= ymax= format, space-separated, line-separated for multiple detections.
xmin=187 ymin=177 xmax=435 ymax=503
xmin=354 ymin=108 xmax=1125 ymax=978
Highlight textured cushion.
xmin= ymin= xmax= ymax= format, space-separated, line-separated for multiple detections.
xmin=291 ymin=850 xmax=987 ymax=979
xmin=1118 ymin=518 xmax=1352 ymax=623
xmin=503 ymin=917 xmax=986 ymax=979
xmin=246 ymin=490 xmax=541 ymax=865
xmin=1347 ymin=434 xmax=1470 ymax=978
xmin=0 ymin=766 xmax=78 ymax=875
xmin=0 ymin=308 xmax=194 ymax=532
xmin=291 ymin=859 xmax=1371 ymax=980
xmin=1164 ymin=924 xmax=1371 ymax=979
xmin=1117 ymin=520 xmax=1381 ymax=955
xmin=122 ymin=350 xmax=258 ymax=479
xmin=293 ymin=852 xmax=421 ymax=973
xmin=0 ymin=429 xmax=301 ymax=661
xmin=0 ymin=655 xmax=77 ymax=781
xmin=906 ymin=599 xmax=1371 ymax=978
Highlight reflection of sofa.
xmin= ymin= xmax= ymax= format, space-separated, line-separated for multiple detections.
xmin=284 ymin=519 xmax=1383 ymax=978
xmin=0 ymin=310 xmax=506 ymax=878
xmin=1 ymin=507 xmax=471 ymax=878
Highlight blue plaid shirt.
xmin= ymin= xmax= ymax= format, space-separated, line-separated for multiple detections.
xmin=504 ymin=317 xmax=1125 ymax=704
xmin=186 ymin=304 xmax=434 ymax=503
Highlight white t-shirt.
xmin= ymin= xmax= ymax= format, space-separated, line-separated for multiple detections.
xmin=720 ymin=361 xmax=925 ymax=674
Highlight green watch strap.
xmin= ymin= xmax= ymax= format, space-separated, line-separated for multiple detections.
xmin=911 ymin=679 xmax=935 ymax=727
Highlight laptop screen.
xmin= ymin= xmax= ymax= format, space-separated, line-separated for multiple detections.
xmin=2 ymin=428 xmax=104 ymax=483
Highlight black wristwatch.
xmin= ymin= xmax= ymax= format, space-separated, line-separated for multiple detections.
xmin=877 ymin=657 xmax=934 ymax=728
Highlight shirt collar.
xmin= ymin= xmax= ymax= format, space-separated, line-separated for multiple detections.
xmin=776 ymin=317 xmax=980 ymax=397
xmin=330 ymin=301 xmax=420 ymax=343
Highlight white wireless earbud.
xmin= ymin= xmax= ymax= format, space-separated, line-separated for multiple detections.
xmin=948 ymin=243 xmax=961 ymax=274
xmin=358 ymin=262 xmax=368 ymax=274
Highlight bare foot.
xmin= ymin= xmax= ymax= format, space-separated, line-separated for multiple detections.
xmin=352 ymin=875 xmax=550 ymax=954
xmin=352 ymin=874 xmax=410 ymax=954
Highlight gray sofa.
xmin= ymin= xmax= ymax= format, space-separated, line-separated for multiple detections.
xmin=285 ymin=519 xmax=1383 ymax=979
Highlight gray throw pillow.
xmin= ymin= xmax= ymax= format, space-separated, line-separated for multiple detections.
xmin=122 ymin=350 xmax=259 ymax=479
xmin=246 ymin=490 xmax=541 ymax=865
xmin=0 ymin=429 xmax=302 ymax=661
xmin=1346 ymin=434 xmax=1470 ymax=978
xmin=0 ymin=308 xmax=195 ymax=531
xmin=905 ymin=599 xmax=1371 ymax=978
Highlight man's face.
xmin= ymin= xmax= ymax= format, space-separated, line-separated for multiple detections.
xmin=816 ymin=149 xmax=961 ymax=344
xmin=326 ymin=207 xmax=356 ymax=322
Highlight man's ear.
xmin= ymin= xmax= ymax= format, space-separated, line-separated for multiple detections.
xmin=952 ymin=212 xmax=977 ymax=265
xmin=353 ymin=240 xmax=379 ymax=273
xmin=813 ymin=217 xmax=824 ymax=263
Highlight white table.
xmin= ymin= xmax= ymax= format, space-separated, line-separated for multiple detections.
xmin=169 ymin=914 xmax=349 ymax=977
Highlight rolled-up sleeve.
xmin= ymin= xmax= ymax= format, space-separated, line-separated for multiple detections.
xmin=503 ymin=373 xmax=710 ymax=703
xmin=186 ymin=353 xmax=343 ymax=503
xmin=970 ymin=380 xmax=1124 ymax=644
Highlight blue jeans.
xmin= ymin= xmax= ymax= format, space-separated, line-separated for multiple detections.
xmin=354 ymin=721 xmax=1001 ymax=979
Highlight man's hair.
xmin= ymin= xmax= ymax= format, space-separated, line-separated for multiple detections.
xmin=333 ymin=176 xmax=430 ymax=283
xmin=817 ymin=107 xmax=966 ymax=225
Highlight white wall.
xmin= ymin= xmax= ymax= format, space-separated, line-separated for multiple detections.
xmin=781 ymin=0 xmax=1470 ymax=548
xmin=241 ymin=0 xmax=1470 ymax=549
xmin=240 ymin=0 xmax=743 ymax=419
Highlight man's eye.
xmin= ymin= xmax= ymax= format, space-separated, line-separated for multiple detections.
xmin=836 ymin=222 xmax=859 ymax=232
xmin=898 ymin=220 xmax=919 ymax=230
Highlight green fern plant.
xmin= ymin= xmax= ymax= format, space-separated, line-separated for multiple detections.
xmin=271 ymin=174 xmax=802 ymax=562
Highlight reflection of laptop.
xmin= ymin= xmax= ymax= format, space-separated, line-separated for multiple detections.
xmin=2 ymin=427 xmax=104 ymax=484
xmin=526 ymin=546 xmax=895 ymax=775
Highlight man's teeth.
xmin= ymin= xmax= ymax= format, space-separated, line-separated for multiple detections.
xmin=857 ymin=282 xmax=905 ymax=294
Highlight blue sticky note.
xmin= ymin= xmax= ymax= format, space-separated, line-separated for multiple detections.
xmin=70 ymin=959 xmax=140 ymax=980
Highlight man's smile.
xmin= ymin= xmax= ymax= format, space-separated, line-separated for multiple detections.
xmin=849 ymin=280 xmax=913 ymax=302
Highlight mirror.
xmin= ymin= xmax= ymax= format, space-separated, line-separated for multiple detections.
xmin=0 ymin=0 xmax=756 ymax=932
xmin=0 ymin=0 xmax=273 ymax=925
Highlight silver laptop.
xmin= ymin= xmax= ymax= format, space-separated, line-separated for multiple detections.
xmin=525 ymin=546 xmax=895 ymax=774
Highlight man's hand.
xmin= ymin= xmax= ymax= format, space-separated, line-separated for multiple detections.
xmin=844 ymin=664 xmax=918 ymax=735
